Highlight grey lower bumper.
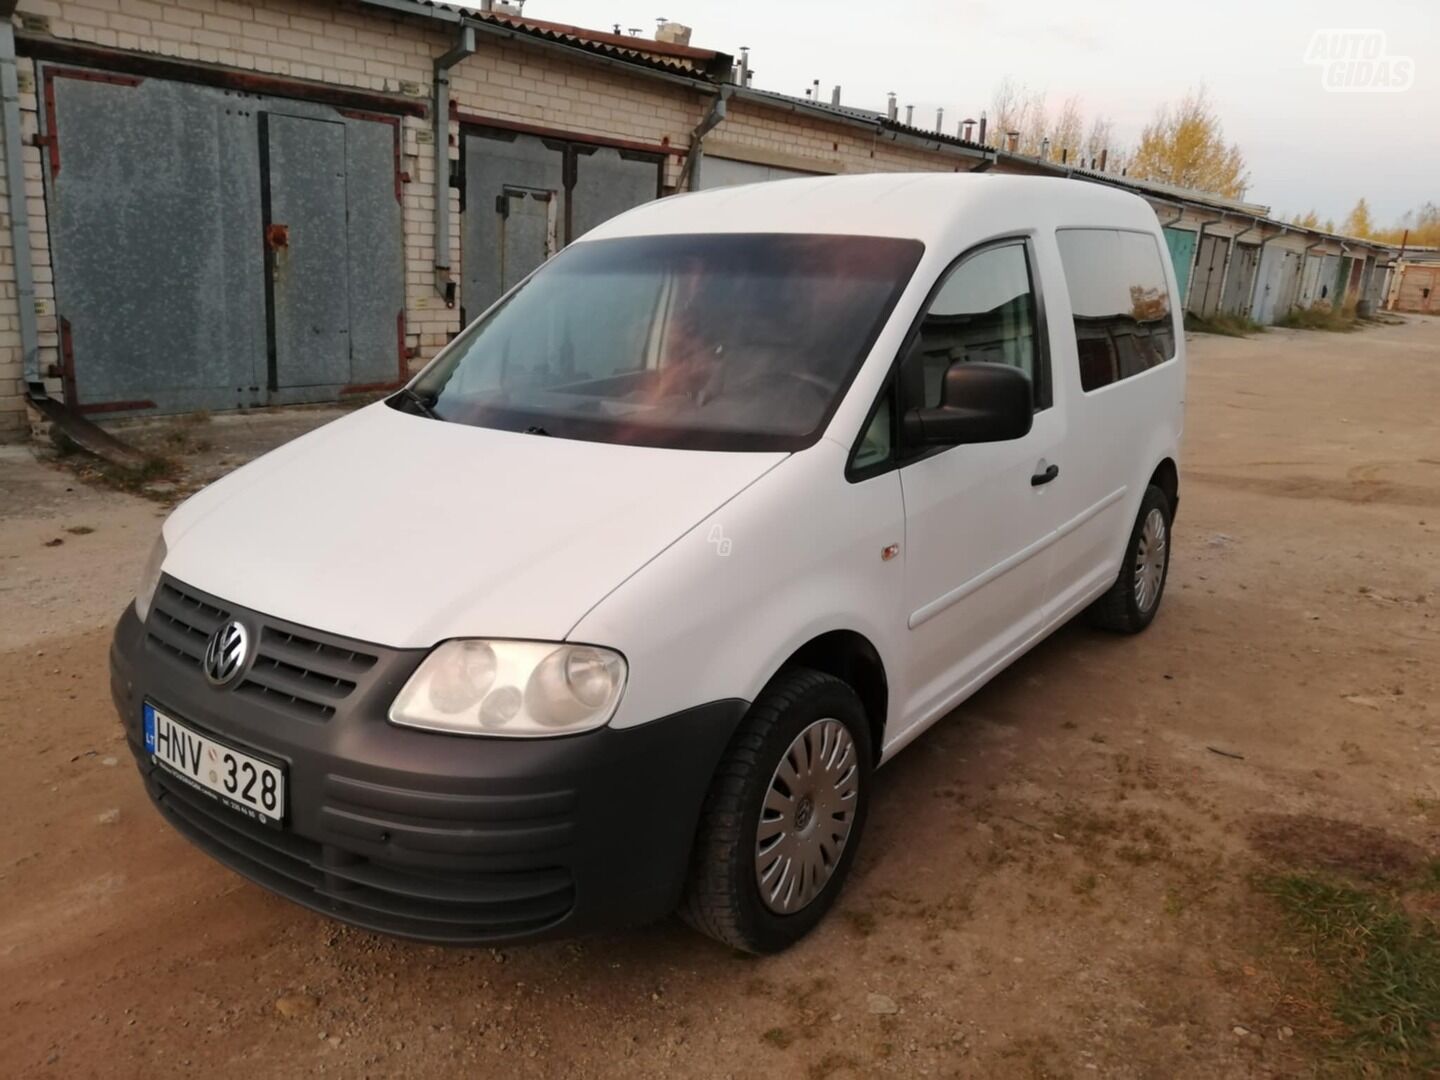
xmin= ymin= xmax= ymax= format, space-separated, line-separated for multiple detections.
xmin=111 ymin=592 xmax=746 ymax=944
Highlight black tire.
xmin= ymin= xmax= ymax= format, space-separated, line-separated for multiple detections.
xmin=1086 ymin=483 xmax=1173 ymax=634
xmin=679 ymin=667 xmax=873 ymax=954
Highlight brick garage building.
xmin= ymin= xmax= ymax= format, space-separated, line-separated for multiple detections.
xmin=0 ymin=0 xmax=1400 ymax=441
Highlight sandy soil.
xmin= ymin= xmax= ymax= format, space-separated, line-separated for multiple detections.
xmin=1 ymin=318 xmax=1437 ymax=1078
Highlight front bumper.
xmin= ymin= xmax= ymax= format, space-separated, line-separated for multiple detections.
xmin=110 ymin=589 xmax=746 ymax=945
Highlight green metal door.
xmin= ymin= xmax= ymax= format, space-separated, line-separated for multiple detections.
xmin=1163 ymin=227 xmax=1196 ymax=307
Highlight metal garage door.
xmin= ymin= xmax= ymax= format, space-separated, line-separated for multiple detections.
xmin=1254 ymin=247 xmax=1305 ymax=324
xmin=1162 ymin=227 xmax=1195 ymax=304
xmin=461 ymin=128 xmax=663 ymax=322
xmin=1186 ymin=234 xmax=1227 ymax=317
xmin=1318 ymin=255 xmax=1341 ymax=305
xmin=41 ymin=65 xmax=405 ymax=416
xmin=697 ymin=156 xmax=820 ymax=189
xmin=1297 ymin=253 xmax=1325 ymax=309
xmin=1220 ymin=242 xmax=1259 ymax=315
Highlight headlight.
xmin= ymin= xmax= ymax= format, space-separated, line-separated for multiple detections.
xmin=389 ymin=640 xmax=627 ymax=737
xmin=134 ymin=533 xmax=167 ymax=623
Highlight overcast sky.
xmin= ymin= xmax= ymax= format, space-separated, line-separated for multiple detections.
xmin=490 ymin=0 xmax=1437 ymax=227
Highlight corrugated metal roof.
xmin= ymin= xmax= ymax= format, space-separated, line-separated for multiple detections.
xmin=1062 ymin=164 xmax=1271 ymax=217
xmin=359 ymin=0 xmax=731 ymax=79
xmin=358 ymin=3 xmax=1398 ymax=252
xmin=733 ymin=86 xmax=994 ymax=156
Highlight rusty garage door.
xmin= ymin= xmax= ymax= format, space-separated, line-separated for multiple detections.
xmin=40 ymin=65 xmax=404 ymax=416
xmin=461 ymin=126 xmax=663 ymax=322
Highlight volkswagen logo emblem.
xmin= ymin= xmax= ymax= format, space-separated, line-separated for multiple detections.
xmin=203 ymin=620 xmax=250 ymax=687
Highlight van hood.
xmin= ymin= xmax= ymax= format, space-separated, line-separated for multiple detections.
xmin=162 ymin=404 xmax=786 ymax=648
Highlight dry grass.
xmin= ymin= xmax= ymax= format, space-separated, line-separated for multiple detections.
xmin=1275 ymin=303 xmax=1363 ymax=333
xmin=1185 ymin=311 xmax=1267 ymax=337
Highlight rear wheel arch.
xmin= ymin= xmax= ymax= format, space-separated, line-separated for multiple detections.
xmin=1148 ymin=457 xmax=1179 ymax=519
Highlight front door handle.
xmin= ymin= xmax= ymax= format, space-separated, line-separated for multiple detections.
xmin=1031 ymin=463 xmax=1060 ymax=487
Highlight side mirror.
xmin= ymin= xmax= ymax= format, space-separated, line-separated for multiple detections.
xmin=902 ymin=361 xmax=1033 ymax=447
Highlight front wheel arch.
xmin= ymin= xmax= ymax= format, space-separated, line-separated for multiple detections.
xmin=766 ymin=629 xmax=888 ymax=765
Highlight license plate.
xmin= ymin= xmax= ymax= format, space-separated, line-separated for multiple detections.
xmin=143 ymin=703 xmax=286 ymax=825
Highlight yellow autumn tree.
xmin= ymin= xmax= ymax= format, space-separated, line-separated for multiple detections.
xmin=1290 ymin=209 xmax=1320 ymax=228
xmin=1128 ymin=87 xmax=1248 ymax=198
xmin=1382 ymin=202 xmax=1440 ymax=247
xmin=1342 ymin=198 xmax=1375 ymax=238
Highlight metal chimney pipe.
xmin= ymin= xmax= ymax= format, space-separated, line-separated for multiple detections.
xmin=738 ymin=46 xmax=749 ymax=87
xmin=886 ymin=92 xmax=897 ymax=121
xmin=936 ymin=106 xmax=944 ymax=132
xmin=1099 ymin=148 xmax=1108 ymax=172
xmin=978 ymin=111 xmax=987 ymax=145
xmin=1040 ymin=136 xmax=1050 ymax=160
xmin=831 ymin=85 xmax=841 ymax=106
xmin=1061 ymin=147 xmax=1068 ymax=164
xmin=905 ymin=104 xmax=913 ymax=126
xmin=1006 ymin=130 xmax=1019 ymax=153
xmin=961 ymin=118 xmax=975 ymax=141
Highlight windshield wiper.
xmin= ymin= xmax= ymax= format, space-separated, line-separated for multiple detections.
xmin=396 ymin=386 xmax=439 ymax=419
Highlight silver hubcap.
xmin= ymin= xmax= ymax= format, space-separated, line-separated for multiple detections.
xmin=1133 ymin=508 xmax=1168 ymax=612
xmin=755 ymin=718 xmax=860 ymax=915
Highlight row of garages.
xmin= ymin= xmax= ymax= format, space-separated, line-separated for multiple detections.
xmin=0 ymin=0 xmax=1401 ymax=439
xmin=1162 ymin=213 xmax=1388 ymax=324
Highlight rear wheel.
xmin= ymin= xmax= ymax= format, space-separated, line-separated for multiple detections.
xmin=1086 ymin=484 xmax=1173 ymax=634
xmin=680 ymin=667 xmax=872 ymax=954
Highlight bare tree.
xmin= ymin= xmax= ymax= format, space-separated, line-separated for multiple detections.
xmin=1048 ymin=95 xmax=1084 ymax=163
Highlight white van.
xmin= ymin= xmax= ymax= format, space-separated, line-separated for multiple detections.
xmin=112 ymin=174 xmax=1183 ymax=953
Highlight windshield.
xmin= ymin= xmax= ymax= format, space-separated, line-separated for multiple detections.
xmin=402 ymin=233 xmax=924 ymax=451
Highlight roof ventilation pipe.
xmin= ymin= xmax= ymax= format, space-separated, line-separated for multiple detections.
xmin=737 ymin=46 xmax=750 ymax=86
xmin=433 ymin=23 xmax=477 ymax=310
xmin=886 ymin=92 xmax=898 ymax=121
xmin=905 ymin=104 xmax=913 ymax=126
xmin=831 ymin=85 xmax=841 ymax=106
xmin=935 ymin=106 xmax=944 ymax=132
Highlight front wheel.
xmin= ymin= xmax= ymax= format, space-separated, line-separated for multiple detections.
xmin=1086 ymin=484 xmax=1173 ymax=634
xmin=679 ymin=668 xmax=872 ymax=954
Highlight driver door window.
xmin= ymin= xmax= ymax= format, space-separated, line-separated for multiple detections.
xmin=904 ymin=241 xmax=1048 ymax=411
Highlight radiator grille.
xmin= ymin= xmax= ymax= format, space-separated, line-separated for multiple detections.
xmin=145 ymin=579 xmax=378 ymax=722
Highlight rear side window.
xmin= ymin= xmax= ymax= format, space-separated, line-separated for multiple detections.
xmin=1055 ymin=229 xmax=1176 ymax=392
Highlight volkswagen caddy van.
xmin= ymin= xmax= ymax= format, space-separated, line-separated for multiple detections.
xmin=111 ymin=174 xmax=1184 ymax=953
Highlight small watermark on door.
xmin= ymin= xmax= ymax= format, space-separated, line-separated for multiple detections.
xmin=707 ymin=523 xmax=733 ymax=557
xmin=1305 ymin=30 xmax=1414 ymax=92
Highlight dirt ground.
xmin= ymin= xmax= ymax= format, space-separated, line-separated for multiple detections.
xmin=1 ymin=318 xmax=1437 ymax=1079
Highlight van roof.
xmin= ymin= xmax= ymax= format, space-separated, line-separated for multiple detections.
xmin=583 ymin=172 xmax=1156 ymax=244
